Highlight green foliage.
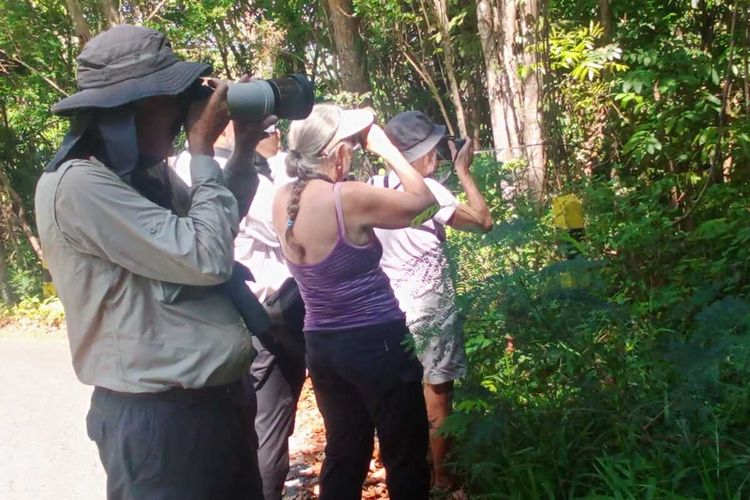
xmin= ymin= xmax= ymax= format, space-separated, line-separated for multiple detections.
xmin=444 ymin=154 xmax=750 ymax=497
xmin=544 ymin=21 xmax=627 ymax=184
xmin=8 ymin=261 xmax=41 ymax=300
xmin=0 ymin=296 xmax=65 ymax=327
xmin=549 ymin=23 xmax=627 ymax=82
xmin=1 ymin=1 xmax=749 ymax=496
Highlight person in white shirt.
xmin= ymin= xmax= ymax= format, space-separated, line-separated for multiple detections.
xmin=174 ymin=126 xmax=305 ymax=500
xmin=254 ymin=126 xmax=292 ymax=186
xmin=370 ymin=111 xmax=493 ymax=492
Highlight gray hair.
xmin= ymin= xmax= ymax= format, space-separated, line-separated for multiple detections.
xmin=284 ymin=104 xmax=341 ymax=179
xmin=283 ymin=104 xmax=342 ymax=259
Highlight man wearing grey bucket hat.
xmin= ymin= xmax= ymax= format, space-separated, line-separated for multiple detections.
xmin=370 ymin=110 xmax=493 ymax=493
xmin=35 ymin=24 xmax=276 ymax=500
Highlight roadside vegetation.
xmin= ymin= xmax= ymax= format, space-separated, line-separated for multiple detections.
xmin=1 ymin=0 xmax=748 ymax=497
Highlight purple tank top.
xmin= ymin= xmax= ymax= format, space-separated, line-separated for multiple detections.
xmin=286 ymin=183 xmax=405 ymax=332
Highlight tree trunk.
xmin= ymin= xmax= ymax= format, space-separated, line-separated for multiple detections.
xmin=100 ymin=0 xmax=120 ymax=27
xmin=520 ymin=0 xmax=546 ymax=198
xmin=476 ymin=0 xmax=546 ymax=198
xmin=698 ymin=0 xmax=715 ymax=52
xmin=476 ymin=0 xmax=517 ymax=162
xmin=64 ymin=0 xmax=92 ymax=47
xmin=0 ymin=238 xmax=17 ymax=306
xmin=432 ymin=0 xmax=468 ymax=138
xmin=464 ymin=75 xmax=483 ymax=146
xmin=499 ymin=0 xmax=524 ymax=153
xmin=325 ymin=0 xmax=372 ymax=99
xmin=598 ymin=0 xmax=612 ymax=42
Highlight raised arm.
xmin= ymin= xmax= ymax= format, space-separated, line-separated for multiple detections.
xmin=187 ymin=76 xmax=278 ymax=218
xmin=448 ymin=139 xmax=493 ymax=232
xmin=344 ymin=125 xmax=436 ymax=229
xmin=55 ymin=157 xmax=239 ymax=286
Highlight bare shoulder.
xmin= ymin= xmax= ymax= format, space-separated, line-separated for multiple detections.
xmin=340 ymin=180 xmax=383 ymax=201
xmin=338 ymin=180 xmax=381 ymax=211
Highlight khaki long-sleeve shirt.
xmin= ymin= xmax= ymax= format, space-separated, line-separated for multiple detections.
xmin=34 ymin=155 xmax=254 ymax=393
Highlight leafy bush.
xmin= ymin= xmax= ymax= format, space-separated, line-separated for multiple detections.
xmin=443 ymin=156 xmax=750 ymax=497
xmin=0 ymin=296 xmax=65 ymax=327
xmin=8 ymin=261 xmax=42 ymax=301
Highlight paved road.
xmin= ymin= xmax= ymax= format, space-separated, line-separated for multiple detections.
xmin=0 ymin=336 xmax=105 ymax=500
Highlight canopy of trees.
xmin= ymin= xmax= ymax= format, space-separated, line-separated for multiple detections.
xmin=1 ymin=0 xmax=749 ymax=497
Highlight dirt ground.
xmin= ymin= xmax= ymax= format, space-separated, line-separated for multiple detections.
xmin=0 ymin=323 xmax=388 ymax=500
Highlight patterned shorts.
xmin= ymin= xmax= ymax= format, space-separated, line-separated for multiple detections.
xmin=407 ymin=307 xmax=467 ymax=385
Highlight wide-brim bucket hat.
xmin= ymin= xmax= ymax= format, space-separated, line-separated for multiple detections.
xmin=52 ymin=24 xmax=210 ymax=116
xmin=384 ymin=110 xmax=446 ymax=162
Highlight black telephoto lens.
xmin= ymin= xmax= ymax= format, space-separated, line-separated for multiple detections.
xmin=268 ymin=74 xmax=314 ymax=120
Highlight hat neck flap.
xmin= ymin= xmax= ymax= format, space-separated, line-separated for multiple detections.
xmin=46 ymin=107 xmax=144 ymax=177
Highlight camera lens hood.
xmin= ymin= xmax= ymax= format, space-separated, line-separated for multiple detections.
xmin=269 ymin=74 xmax=314 ymax=120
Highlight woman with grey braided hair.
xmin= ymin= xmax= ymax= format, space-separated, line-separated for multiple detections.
xmin=272 ymin=104 xmax=436 ymax=500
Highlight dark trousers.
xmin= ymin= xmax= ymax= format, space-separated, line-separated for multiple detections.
xmin=86 ymin=378 xmax=263 ymax=500
xmin=306 ymin=320 xmax=430 ymax=500
xmin=250 ymin=335 xmax=306 ymax=500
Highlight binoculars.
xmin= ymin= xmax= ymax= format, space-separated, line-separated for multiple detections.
xmin=437 ymin=135 xmax=466 ymax=162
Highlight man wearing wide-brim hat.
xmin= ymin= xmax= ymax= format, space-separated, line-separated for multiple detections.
xmin=35 ymin=24 xmax=275 ymax=499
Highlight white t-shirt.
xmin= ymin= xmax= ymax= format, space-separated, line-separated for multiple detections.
xmin=173 ymin=149 xmax=292 ymax=302
xmin=267 ymin=151 xmax=291 ymax=186
xmin=370 ymin=172 xmax=460 ymax=340
xmin=371 ymin=172 xmax=458 ymax=273
xmin=234 ymin=174 xmax=291 ymax=302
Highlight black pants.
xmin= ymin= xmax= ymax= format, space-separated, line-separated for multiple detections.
xmin=86 ymin=378 xmax=263 ymax=500
xmin=306 ymin=320 xmax=430 ymax=500
xmin=250 ymin=278 xmax=307 ymax=500
xmin=250 ymin=335 xmax=306 ymax=500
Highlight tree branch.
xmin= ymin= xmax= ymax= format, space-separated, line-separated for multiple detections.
xmin=399 ymin=42 xmax=455 ymax=135
xmin=431 ymin=0 xmax=468 ymax=137
xmin=0 ymin=167 xmax=42 ymax=261
xmin=0 ymin=49 xmax=68 ymax=97
xmin=146 ymin=0 xmax=170 ymax=22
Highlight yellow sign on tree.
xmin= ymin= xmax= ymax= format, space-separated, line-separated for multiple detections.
xmin=42 ymin=259 xmax=56 ymax=299
xmin=552 ymin=194 xmax=584 ymax=230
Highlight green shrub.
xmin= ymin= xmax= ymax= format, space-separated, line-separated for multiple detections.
xmin=443 ymin=157 xmax=750 ymax=498
xmin=1 ymin=296 xmax=65 ymax=327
